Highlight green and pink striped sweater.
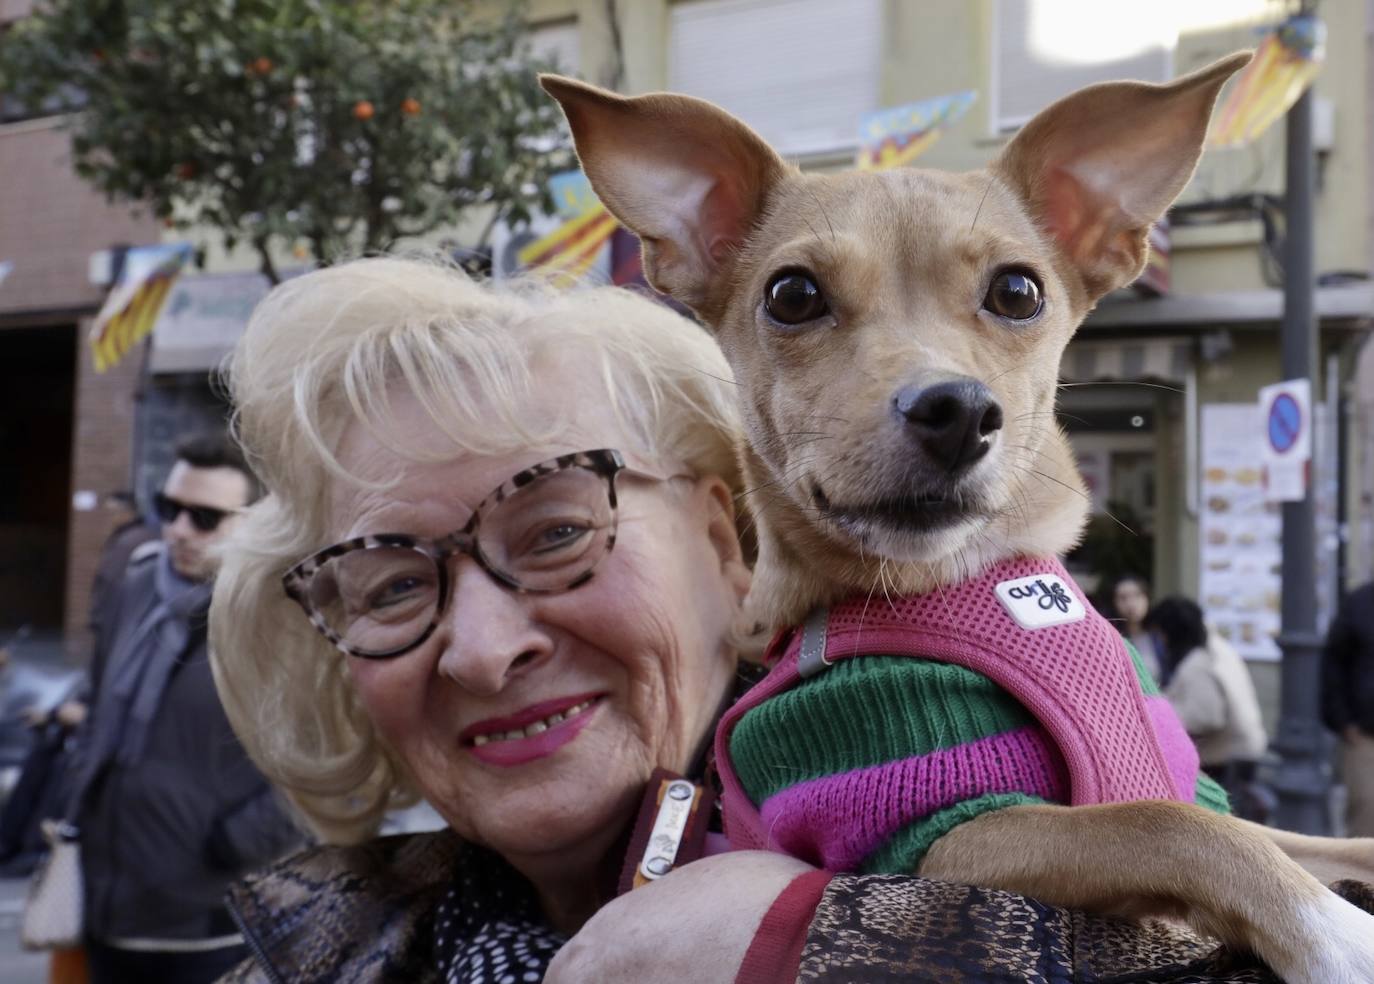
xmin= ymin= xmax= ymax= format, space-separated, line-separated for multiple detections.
xmin=715 ymin=558 xmax=1230 ymax=873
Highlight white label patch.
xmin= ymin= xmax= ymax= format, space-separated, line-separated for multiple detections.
xmin=994 ymin=573 xmax=1087 ymax=630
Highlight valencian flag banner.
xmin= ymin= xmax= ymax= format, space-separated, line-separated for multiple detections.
xmin=517 ymin=170 xmax=619 ymax=286
xmin=857 ymin=90 xmax=977 ymax=171
xmin=1210 ymin=13 xmax=1325 ymax=148
xmin=89 ymin=243 xmax=194 ymax=373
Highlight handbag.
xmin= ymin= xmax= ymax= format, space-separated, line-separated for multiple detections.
xmin=20 ymin=819 xmax=83 ymax=950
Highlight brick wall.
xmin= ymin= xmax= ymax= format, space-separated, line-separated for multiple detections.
xmin=0 ymin=117 xmax=160 ymax=319
xmin=0 ymin=110 xmax=160 ymax=658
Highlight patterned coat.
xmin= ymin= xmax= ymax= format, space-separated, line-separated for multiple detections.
xmin=218 ymin=828 xmax=1374 ymax=983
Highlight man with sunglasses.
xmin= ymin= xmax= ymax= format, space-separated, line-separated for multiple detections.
xmin=68 ymin=433 xmax=300 ymax=984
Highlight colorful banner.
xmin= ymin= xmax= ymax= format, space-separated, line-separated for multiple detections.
xmin=1210 ymin=13 xmax=1325 ymax=148
xmin=856 ymin=90 xmax=977 ymax=171
xmin=89 ymin=243 xmax=194 ymax=373
xmin=548 ymin=170 xmax=601 ymax=220
xmin=517 ymin=169 xmax=619 ymax=287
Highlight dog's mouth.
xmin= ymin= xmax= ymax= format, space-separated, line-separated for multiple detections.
xmin=812 ymin=483 xmax=977 ymax=536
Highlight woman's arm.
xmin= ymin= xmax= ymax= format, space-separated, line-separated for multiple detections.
xmin=545 ymin=851 xmax=816 ymax=984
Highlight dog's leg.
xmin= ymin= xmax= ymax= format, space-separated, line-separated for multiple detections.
xmin=1246 ymin=818 xmax=1374 ymax=888
xmin=919 ymin=801 xmax=1374 ymax=984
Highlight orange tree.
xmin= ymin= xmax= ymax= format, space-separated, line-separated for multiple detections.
xmin=0 ymin=0 xmax=566 ymax=281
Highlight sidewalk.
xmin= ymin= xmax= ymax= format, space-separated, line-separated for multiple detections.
xmin=0 ymin=877 xmax=47 ymax=984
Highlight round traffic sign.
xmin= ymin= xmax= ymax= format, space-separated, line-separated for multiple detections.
xmin=1267 ymin=392 xmax=1302 ymax=454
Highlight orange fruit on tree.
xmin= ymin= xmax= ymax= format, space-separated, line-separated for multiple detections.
xmin=353 ymin=100 xmax=375 ymax=121
xmin=251 ymin=57 xmax=273 ymax=75
xmin=401 ymin=97 xmax=421 ymax=116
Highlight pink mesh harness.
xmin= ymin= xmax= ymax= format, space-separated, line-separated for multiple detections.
xmin=715 ymin=556 xmax=1198 ymax=852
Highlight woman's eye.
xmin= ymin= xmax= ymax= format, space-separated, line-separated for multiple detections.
xmin=370 ymin=576 xmax=426 ymax=609
xmin=764 ymin=270 xmax=829 ymax=325
xmin=532 ymin=523 xmax=590 ymax=553
xmin=983 ymin=268 xmax=1044 ymax=321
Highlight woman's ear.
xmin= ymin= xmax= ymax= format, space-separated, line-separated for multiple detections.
xmin=695 ymin=475 xmax=752 ymax=603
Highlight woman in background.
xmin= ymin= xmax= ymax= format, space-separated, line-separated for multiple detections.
xmin=1146 ymin=596 xmax=1268 ymax=812
xmin=1111 ymin=574 xmax=1162 ymax=680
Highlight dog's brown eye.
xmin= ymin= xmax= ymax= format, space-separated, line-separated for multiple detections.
xmin=984 ymin=269 xmax=1043 ymax=321
xmin=765 ymin=271 xmax=829 ymax=325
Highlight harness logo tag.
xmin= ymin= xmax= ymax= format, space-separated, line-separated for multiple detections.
xmin=994 ymin=573 xmax=1086 ymax=630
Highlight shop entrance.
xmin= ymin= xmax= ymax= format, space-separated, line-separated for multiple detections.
xmin=1059 ymin=388 xmax=1163 ymax=606
xmin=0 ymin=324 xmax=75 ymax=632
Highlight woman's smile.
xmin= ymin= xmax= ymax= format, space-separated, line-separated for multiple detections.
xmin=461 ymin=692 xmax=608 ymax=767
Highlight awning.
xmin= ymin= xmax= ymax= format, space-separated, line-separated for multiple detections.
xmin=146 ymin=270 xmax=273 ymax=373
xmin=1060 ymin=338 xmax=1193 ymax=385
xmin=1085 ymin=282 xmax=1374 ymax=330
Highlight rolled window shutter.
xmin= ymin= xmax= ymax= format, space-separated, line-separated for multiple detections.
xmin=668 ymin=0 xmax=882 ymax=156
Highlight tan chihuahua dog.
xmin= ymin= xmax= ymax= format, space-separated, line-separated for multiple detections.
xmin=543 ymin=56 xmax=1374 ymax=982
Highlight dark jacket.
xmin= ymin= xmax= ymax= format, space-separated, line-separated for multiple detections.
xmin=1322 ymin=582 xmax=1374 ymax=735
xmin=76 ymin=546 xmax=301 ymax=942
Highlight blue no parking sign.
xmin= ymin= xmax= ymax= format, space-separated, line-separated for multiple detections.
xmin=1258 ymin=379 xmax=1311 ymax=502
xmin=1267 ymin=392 xmax=1303 ymax=455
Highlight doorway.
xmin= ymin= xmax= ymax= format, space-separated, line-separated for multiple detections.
xmin=0 ymin=325 xmax=75 ymax=632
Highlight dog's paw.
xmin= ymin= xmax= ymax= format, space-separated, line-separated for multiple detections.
xmin=1269 ymin=892 xmax=1374 ymax=984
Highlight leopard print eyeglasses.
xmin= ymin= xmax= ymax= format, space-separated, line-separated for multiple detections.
xmin=283 ymin=449 xmax=638 ymax=659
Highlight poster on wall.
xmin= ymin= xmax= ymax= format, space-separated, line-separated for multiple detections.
xmin=1200 ymin=403 xmax=1337 ymax=661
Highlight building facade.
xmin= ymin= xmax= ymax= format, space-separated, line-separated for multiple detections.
xmin=0 ymin=0 xmax=162 ymax=655
xmin=512 ymin=0 xmax=1374 ymax=717
xmin=6 ymin=0 xmax=1371 ymax=690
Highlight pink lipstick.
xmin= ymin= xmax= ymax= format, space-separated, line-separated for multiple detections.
xmin=461 ymin=692 xmax=604 ymax=767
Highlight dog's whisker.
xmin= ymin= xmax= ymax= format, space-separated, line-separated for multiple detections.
xmin=969 ymin=174 xmax=995 ymax=233
xmin=1013 ymin=410 xmax=1091 ymax=426
xmin=690 ymin=367 xmax=740 ymax=388
xmin=797 ymin=205 xmax=838 ymax=268
xmin=806 ymin=186 xmax=839 ymax=251
xmin=1058 ymin=380 xmax=1183 ymax=395
xmin=1003 ymin=457 xmax=1138 ymax=537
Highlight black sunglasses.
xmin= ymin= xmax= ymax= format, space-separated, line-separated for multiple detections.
xmin=153 ymin=492 xmax=235 ymax=533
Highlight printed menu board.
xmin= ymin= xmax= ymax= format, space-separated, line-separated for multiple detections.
xmin=1200 ymin=403 xmax=1337 ymax=661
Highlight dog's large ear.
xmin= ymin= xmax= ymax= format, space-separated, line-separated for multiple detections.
xmin=540 ymin=74 xmax=789 ymax=315
xmin=993 ymin=52 xmax=1250 ymax=300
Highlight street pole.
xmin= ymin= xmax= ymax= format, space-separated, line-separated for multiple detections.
xmin=1268 ymin=83 xmax=1331 ymax=835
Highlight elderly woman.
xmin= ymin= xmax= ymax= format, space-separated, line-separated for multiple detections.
xmin=211 ymin=257 xmax=801 ymax=981
xmin=211 ymin=258 xmax=1350 ymax=984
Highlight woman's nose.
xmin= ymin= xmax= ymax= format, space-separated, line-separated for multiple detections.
xmin=434 ymin=558 xmax=552 ymax=695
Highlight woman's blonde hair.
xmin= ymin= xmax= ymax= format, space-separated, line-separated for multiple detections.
xmin=209 ymin=256 xmax=742 ymax=843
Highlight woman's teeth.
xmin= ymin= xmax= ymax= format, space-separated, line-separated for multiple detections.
xmin=471 ymin=699 xmax=596 ymax=746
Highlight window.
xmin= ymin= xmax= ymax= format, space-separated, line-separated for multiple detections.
xmin=668 ymin=0 xmax=882 ymax=157
xmin=528 ymin=18 xmax=581 ymax=76
xmin=992 ymin=0 xmax=1172 ymax=132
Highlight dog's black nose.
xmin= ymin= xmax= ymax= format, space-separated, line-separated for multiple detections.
xmin=893 ymin=379 xmax=1003 ymax=471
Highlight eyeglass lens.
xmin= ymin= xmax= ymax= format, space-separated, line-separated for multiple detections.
xmin=154 ymin=493 xmax=228 ymax=533
xmin=304 ymin=466 xmax=615 ymax=656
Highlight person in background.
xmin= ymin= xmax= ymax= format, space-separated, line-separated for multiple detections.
xmin=1145 ymin=596 xmax=1268 ymax=811
xmin=31 ymin=492 xmax=158 ymax=736
xmin=1322 ymin=579 xmax=1374 ymax=837
xmin=68 ymin=433 xmax=301 ymax=984
xmin=1110 ymin=574 xmax=1162 ymax=681
xmin=87 ymin=492 xmax=159 ymax=642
